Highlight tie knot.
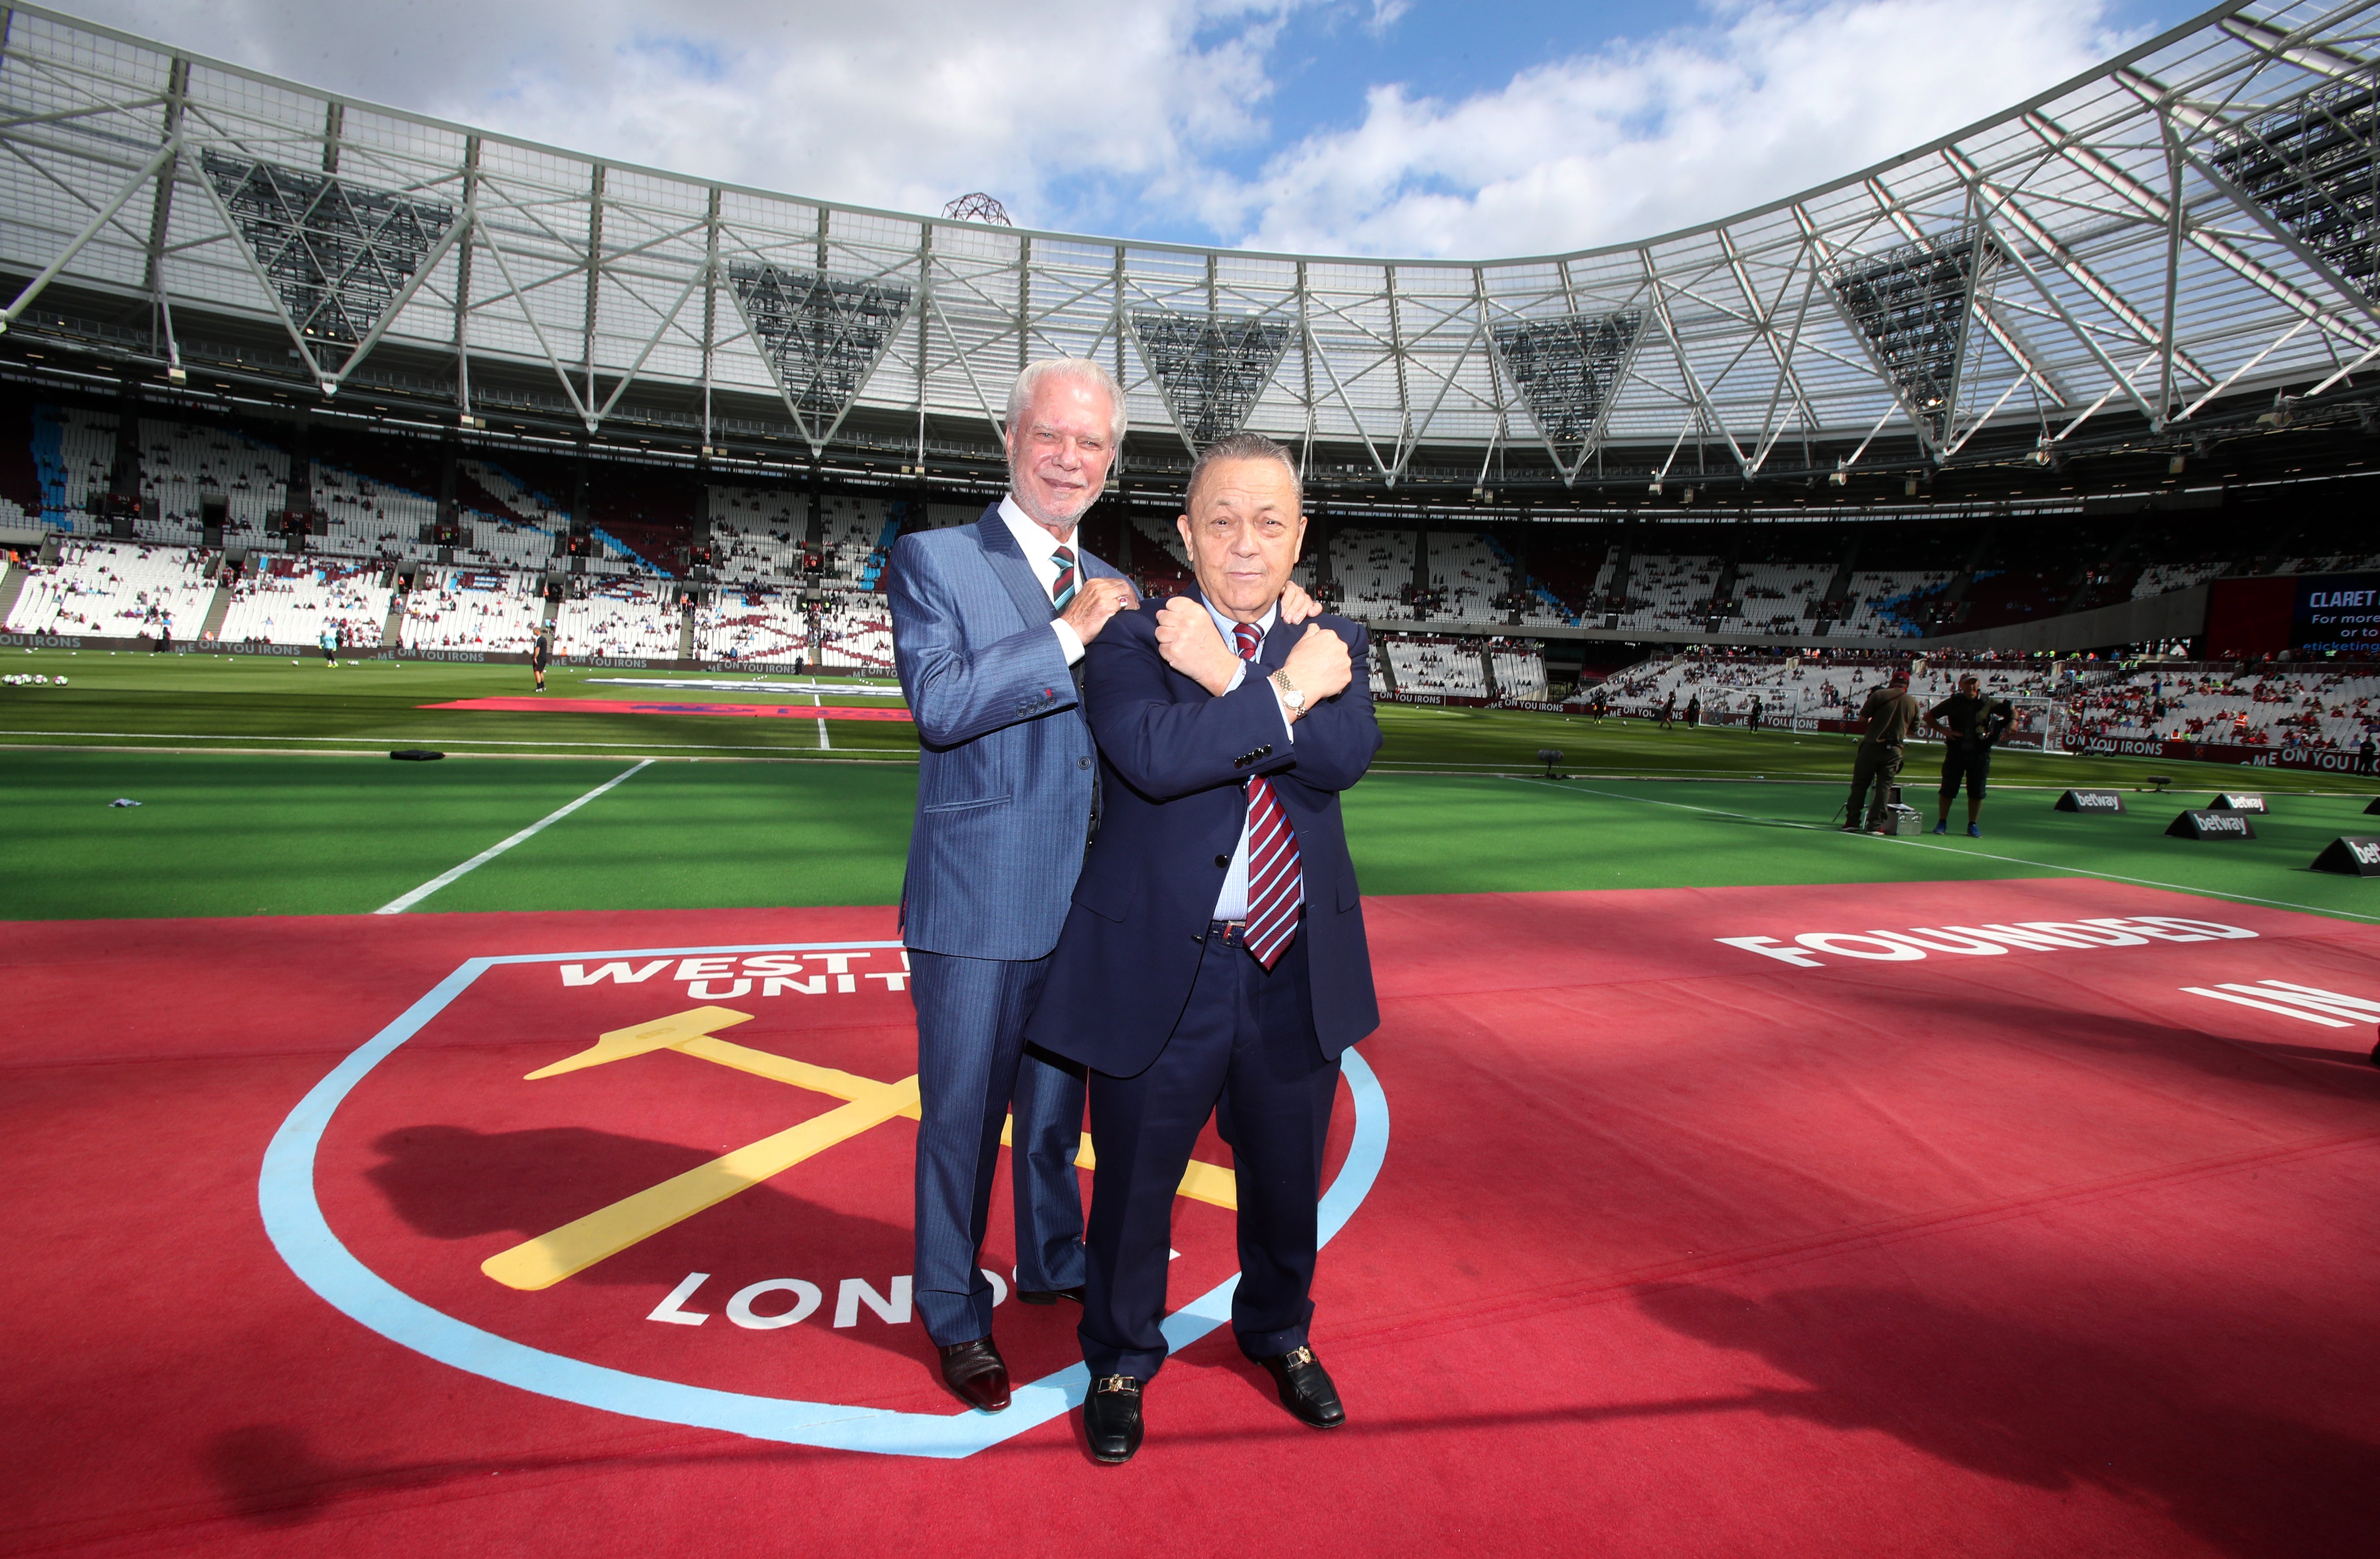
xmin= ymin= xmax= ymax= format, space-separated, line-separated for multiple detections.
xmin=1233 ymin=621 xmax=1262 ymax=660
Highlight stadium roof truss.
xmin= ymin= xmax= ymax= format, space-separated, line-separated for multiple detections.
xmin=0 ymin=1 xmax=2375 ymax=482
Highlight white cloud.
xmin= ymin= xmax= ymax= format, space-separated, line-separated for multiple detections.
xmin=64 ymin=0 xmax=1299 ymax=224
xmin=1211 ymin=0 xmax=2143 ymax=257
xmin=62 ymin=0 xmax=2143 ymax=257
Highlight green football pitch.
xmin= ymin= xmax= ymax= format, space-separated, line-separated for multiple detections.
xmin=5 ymin=646 xmax=2378 ymax=924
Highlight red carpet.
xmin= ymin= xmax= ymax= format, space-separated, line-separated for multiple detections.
xmin=424 ymin=698 xmax=913 ymax=720
xmin=4 ymin=880 xmax=2376 ymax=1555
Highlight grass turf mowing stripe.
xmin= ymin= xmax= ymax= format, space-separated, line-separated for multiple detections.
xmin=1505 ymin=775 xmax=2380 ymax=924
xmin=375 ymin=759 xmax=655 ymax=914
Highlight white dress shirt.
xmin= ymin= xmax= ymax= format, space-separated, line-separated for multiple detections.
xmin=998 ymin=494 xmax=1087 ymax=665
xmin=1208 ymin=599 xmax=1300 ymax=920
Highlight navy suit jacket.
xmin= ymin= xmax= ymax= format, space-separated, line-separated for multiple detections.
xmin=1026 ymin=591 xmax=1383 ymax=1075
xmin=887 ymin=504 xmax=1129 ymax=961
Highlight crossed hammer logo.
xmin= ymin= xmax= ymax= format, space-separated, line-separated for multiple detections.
xmin=482 ymin=1006 xmax=1239 ymax=1292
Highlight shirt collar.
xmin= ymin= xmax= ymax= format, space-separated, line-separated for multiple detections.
xmin=1203 ymin=594 xmax=1278 ymax=645
xmin=998 ymin=494 xmax=1074 ymax=570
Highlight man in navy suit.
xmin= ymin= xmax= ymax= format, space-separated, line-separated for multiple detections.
xmin=887 ymin=362 xmax=1321 ymax=1414
xmin=1026 ymin=431 xmax=1382 ymax=1463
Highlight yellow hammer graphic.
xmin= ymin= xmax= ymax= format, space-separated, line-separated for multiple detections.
xmin=483 ymin=1006 xmax=1236 ymax=1291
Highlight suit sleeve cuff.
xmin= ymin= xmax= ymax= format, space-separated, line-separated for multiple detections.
xmin=1051 ymin=618 xmax=1085 ymax=666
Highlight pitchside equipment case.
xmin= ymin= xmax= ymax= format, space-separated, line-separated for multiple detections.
xmin=2055 ymin=790 xmax=2126 ymax=814
xmin=2169 ymin=809 xmax=2257 ymax=840
xmin=1880 ymin=803 xmax=1927 ymax=836
xmin=2311 ymin=837 xmax=2380 ymax=876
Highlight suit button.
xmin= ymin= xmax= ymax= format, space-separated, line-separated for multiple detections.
xmin=1214 ymin=854 xmax=1229 ymax=868
xmin=1077 ymin=756 xmax=1091 ymax=769
xmin=1257 ymin=744 xmax=1273 ymax=757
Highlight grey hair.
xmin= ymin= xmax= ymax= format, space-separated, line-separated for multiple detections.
xmin=1005 ymin=357 xmax=1128 ymax=451
xmin=1186 ymin=431 xmax=1303 ymax=511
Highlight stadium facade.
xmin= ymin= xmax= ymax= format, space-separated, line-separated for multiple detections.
xmin=0 ymin=0 xmax=2375 ymax=660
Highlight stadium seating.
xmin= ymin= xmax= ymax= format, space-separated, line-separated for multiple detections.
xmin=816 ymin=494 xmax=894 ymax=590
xmin=397 ymin=567 xmax=542 ymax=652
xmin=551 ymin=578 xmax=682 ymax=658
xmin=1615 ymin=554 xmax=1723 ymax=634
xmin=817 ymin=595 xmax=895 ymax=670
xmin=1331 ymin=529 xmax=1415 ymax=620
xmin=1385 ymin=636 xmax=1487 ymax=695
xmin=3 ymin=538 xmax=216 ymax=638
xmin=2079 ymin=665 xmax=2380 ymax=748
xmin=1835 ymin=570 xmax=1953 ymax=637
xmin=31 ymin=404 xmax=116 ymax=536
xmin=1427 ymin=531 xmax=1508 ymax=624
xmin=691 ymin=588 xmax=809 ymax=664
xmin=1729 ymin=562 xmax=1833 ymax=635
xmin=217 ymin=556 xmax=391 ymax=648
xmin=1490 ymin=644 xmax=1548 ymax=699
xmin=135 ymin=419 xmax=289 ymax=545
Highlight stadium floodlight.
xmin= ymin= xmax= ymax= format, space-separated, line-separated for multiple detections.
xmin=1489 ymin=311 xmax=1642 ymax=475
xmin=1825 ymin=229 xmax=1998 ymax=449
xmin=2207 ymin=74 xmax=2379 ymax=304
xmin=1127 ymin=310 xmax=1293 ymax=449
xmin=199 ymin=151 xmax=457 ymax=356
xmin=726 ymin=263 xmax=913 ymax=440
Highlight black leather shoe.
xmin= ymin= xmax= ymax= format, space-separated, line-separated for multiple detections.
xmin=1016 ymin=1284 xmax=1086 ymax=1306
xmin=937 ymin=1337 xmax=1010 ymax=1413
xmin=1083 ymin=1374 xmax=1144 ymax=1464
xmin=1252 ymin=1344 xmax=1345 ymax=1429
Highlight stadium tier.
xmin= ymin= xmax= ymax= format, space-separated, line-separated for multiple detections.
xmin=692 ymin=588 xmax=809 ymax=664
xmin=215 ymin=555 xmax=391 ymax=648
xmin=3 ymin=538 xmax=215 ymax=638
xmin=396 ymin=567 xmax=542 ymax=653
xmin=550 ymin=578 xmax=683 ymax=660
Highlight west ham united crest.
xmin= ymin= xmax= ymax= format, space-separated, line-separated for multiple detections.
xmin=261 ymin=938 xmax=1389 ymax=1458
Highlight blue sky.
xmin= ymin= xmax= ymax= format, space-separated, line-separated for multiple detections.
xmin=74 ymin=0 xmax=2187 ymax=256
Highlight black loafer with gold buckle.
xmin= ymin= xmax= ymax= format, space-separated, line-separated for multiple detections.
xmin=1251 ymin=1344 xmax=1345 ymax=1429
xmin=1083 ymin=1374 xmax=1144 ymax=1463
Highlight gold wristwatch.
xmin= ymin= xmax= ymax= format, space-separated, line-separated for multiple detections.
xmin=1272 ymin=669 xmax=1307 ymax=712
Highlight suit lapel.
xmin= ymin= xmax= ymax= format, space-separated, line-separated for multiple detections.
xmin=976 ymin=507 xmax=1058 ymax=631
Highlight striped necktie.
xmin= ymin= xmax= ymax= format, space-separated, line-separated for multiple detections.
xmin=1051 ymin=546 xmax=1077 ymax=609
xmin=1233 ymin=620 xmax=1302 ymax=969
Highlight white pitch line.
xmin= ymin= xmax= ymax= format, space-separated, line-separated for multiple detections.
xmin=815 ymin=692 xmax=829 ymax=751
xmin=1503 ymin=776 xmax=2380 ymax=924
xmin=374 ymin=759 xmax=653 ymax=915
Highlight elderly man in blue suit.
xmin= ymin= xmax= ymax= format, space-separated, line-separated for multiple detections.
xmin=887 ymin=360 xmax=1319 ymax=1414
xmin=1026 ymin=431 xmax=1382 ymax=1463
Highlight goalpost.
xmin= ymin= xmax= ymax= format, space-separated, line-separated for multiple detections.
xmin=1997 ymin=696 xmax=2068 ymax=754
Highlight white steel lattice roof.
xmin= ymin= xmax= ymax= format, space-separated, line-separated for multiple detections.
xmin=0 ymin=0 xmax=2373 ymax=483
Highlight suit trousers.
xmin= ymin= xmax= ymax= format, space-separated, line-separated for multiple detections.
xmin=909 ymin=948 xmax=1088 ymax=1346
xmin=1077 ymin=926 xmax=1341 ymax=1382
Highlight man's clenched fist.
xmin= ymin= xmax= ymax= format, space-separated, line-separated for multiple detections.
xmin=1153 ymin=596 xmax=1240 ymax=695
xmin=1279 ymin=623 xmax=1353 ymax=713
xmin=1061 ymin=576 xmax=1138 ymax=645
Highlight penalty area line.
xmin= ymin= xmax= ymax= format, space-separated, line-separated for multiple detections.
xmin=374 ymin=758 xmax=653 ymax=915
xmin=1502 ymin=775 xmax=2380 ymax=925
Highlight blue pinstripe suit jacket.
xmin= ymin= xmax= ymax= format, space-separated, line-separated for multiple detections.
xmin=888 ymin=503 xmax=1130 ymax=961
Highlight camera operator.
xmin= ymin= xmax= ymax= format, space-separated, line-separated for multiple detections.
xmin=1843 ymin=669 xmax=1920 ymax=833
xmin=1925 ymin=672 xmax=2012 ymax=837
